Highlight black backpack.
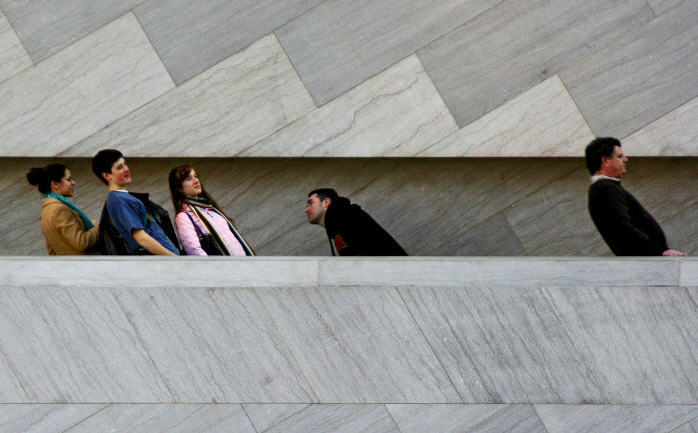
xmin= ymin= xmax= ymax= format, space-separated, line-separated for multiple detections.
xmin=97 ymin=192 xmax=182 ymax=255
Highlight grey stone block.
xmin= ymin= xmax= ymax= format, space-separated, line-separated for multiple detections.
xmin=264 ymin=405 xmax=399 ymax=433
xmin=647 ymin=0 xmax=686 ymax=15
xmin=0 ymin=286 xmax=172 ymax=402
xmin=242 ymin=404 xmax=310 ymax=433
xmin=0 ymin=10 xmax=31 ymax=85
xmin=398 ymin=287 xmax=606 ymax=403
xmin=386 ymin=404 xmax=505 ymax=433
xmin=134 ymin=0 xmax=324 ymax=84
xmin=623 ymin=97 xmax=698 ymax=156
xmin=0 ymin=0 xmax=142 ymax=62
xmin=544 ymin=287 xmax=698 ymax=403
xmin=418 ymin=0 xmax=652 ymax=127
xmin=0 ymin=405 xmax=106 ymax=433
xmin=65 ymin=404 xmax=255 ymax=433
xmin=276 ymin=0 xmax=500 ymax=105
xmin=467 ymin=405 xmax=548 ymax=433
xmin=561 ymin=0 xmax=698 ymax=138
xmin=535 ymin=405 xmax=698 ymax=433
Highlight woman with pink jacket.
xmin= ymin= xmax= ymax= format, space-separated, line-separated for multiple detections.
xmin=168 ymin=165 xmax=254 ymax=256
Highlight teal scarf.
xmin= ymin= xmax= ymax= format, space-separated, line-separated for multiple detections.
xmin=44 ymin=192 xmax=94 ymax=230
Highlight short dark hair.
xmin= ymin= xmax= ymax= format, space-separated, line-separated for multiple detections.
xmin=308 ymin=188 xmax=338 ymax=203
xmin=26 ymin=163 xmax=67 ymax=194
xmin=91 ymin=149 xmax=123 ymax=184
xmin=585 ymin=137 xmax=621 ymax=175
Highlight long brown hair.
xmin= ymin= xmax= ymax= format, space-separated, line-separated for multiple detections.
xmin=168 ymin=165 xmax=233 ymax=222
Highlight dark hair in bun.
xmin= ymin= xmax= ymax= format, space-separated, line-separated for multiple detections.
xmin=26 ymin=164 xmax=67 ymax=194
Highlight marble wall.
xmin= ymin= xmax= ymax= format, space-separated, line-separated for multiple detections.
xmin=2 ymin=157 xmax=695 ymax=256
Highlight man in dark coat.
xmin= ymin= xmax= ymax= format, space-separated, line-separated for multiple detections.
xmin=585 ymin=137 xmax=685 ymax=256
xmin=305 ymin=188 xmax=407 ymax=256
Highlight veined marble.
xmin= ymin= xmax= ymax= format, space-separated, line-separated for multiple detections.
xmin=386 ymin=404 xmax=506 ymax=433
xmin=240 ymin=55 xmax=458 ymax=157
xmin=264 ymin=404 xmax=399 ymax=433
xmin=0 ymin=286 xmax=172 ymax=402
xmin=543 ymin=287 xmax=698 ymax=403
xmin=0 ymin=13 xmax=174 ymax=157
xmin=561 ymin=0 xmax=698 ymax=138
xmin=419 ymin=76 xmax=593 ymax=156
xmin=242 ymin=404 xmax=310 ymax=432
xmin=682 ymin=263 xmax=698 ymax=287
xmin=398 ymin=286 xmax=606 ymax=403
xmin=623 ymin=97 xmax=698 ymax=156
xmin=64 ymin=404 xmax=255 ymax=433
xmin=0 ymin=0 xmax=142 ymax=62
xmin=65 ymin=34 xmax=315 ymax=157
xmin=0 ymin=404 xmax=105 ymax=433
xmin=647 ymin=0 xmax=686 ymax=15
xmin=535 ymin=405 xmax=698 ymax=433
xmin=465 ymin=405 xmax=548 ymax=433
xmin=0 ymin=11 xmax=31 ymax=85
xmin=276 ymin=0 xmax=500 ymax=105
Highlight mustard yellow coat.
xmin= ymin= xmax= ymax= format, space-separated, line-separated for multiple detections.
xmin=40 ymin=197 xmax=99 ymax=255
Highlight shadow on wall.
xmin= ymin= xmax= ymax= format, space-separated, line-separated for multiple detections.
xmin=2 ymin=158 xmax=696 ymax=256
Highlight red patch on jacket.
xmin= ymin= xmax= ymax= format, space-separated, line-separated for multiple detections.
xmin=333 ymin=235 xmax=348 ymax=253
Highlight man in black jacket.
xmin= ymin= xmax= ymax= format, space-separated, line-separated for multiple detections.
xmin=305 ymin=188 xmax=407 ymax=256
xmin=585 ymin=137 xmax=685 ymax=256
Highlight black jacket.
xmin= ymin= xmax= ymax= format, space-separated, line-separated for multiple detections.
xmin=588 ymin=179 xmax=667 ymax=256
xmin=97 ymin=192 xmax=181 ymax=255
xmin=324 ymin=197 xmax=407 ymax=256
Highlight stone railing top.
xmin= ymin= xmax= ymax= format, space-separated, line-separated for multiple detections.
xmin=1 ymin=256 xmax=695 ymax=288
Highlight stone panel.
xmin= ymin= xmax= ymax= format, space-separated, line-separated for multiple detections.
xmin=134 ymin=0 xmax=324 ymax=84
xmin=0 ymin=0 xmax=142 ymax=62
xmin=647 ymin=0 xmax=686 ymax=15
xmin=623 ymin=97 xmax=698 ymax=156
xmin=466 ymin=405 xmax=548 ymax=433
xmin=264 ymin=405 xmax=399 ymax=433
xmin=242 ymin=404 xmax=310 ymax=433
xmin=0 ymin=405 xmax=105 ymax=433
xmin=386 ymin=404 xmax=505 ymax=433
xmin=65 ymin=404 xmax=255 ymax=433
xmin=0 ymin=286 xmax=172 ymax=402
xmin=418 ymin=0 xmax=652 ymax=127
xmin=535 ymin=405 xmax=698 ymax=433
xmin=544 ymin=287 xmax=698 ymax=403
xmin=561 ymin=0 xmax=698 ymax=138
xmin=276 ymin=0 xmax=500 ymax=105
xmin=0 ymin=11 xmax=30 ymax=84
xmin=240 ymin=55 xmax=458 ymax=157
xmin=0 ymin=13 xmax=174 ymax=157
xmin=418 ymin=76 xmax=594 ymax=157
xmin=66 ymin=35 xmax=315 ymax=157
xmin=398 ymin=287 xmax=606 ymax=403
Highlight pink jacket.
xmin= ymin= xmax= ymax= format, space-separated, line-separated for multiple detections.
xmin=175 ymin=204 xmax=247 ymax=256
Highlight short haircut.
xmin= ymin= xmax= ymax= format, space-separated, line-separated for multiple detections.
xmin=91 ymin=149 xmax=123 ymax=184
xmin=308 ymin=188 xmax=338 ymax=203
xmin=585 ymin=137 xmax=621 ymax=175
xmin=26 ymin=163 xmax=67 ymax=194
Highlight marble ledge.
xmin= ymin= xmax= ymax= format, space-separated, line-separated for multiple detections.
xmin=0 ymin=257 xmax=693 ymax=288
xmin=0 ymin=13 xmax=174 ymax=157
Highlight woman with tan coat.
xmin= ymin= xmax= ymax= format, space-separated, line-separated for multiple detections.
xmin=27 ymin=163 xmax=99 ymax=254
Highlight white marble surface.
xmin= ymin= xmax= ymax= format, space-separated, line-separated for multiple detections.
xmin=65 ymin=404 xmax=255 ymax=433
xmin=264 ymin=404 xmax=399 ymax=433
xmin=544 ymin=287 xmax=698 ymax=403
xmin=0 ymin=13 xmax=174 ymax=157
xmin=386 ymin=404 xmax=506 ymax=433
xmin=112 ymin=287 xmax=318 ymax=403
xmin=240 ymin=55 xmax=458 ymax=156
xmin=242 ymin=404 xmax=309 ymax=432
xmin=0 ymin=286 xmax=172 ymax=402
xmin=318 ymin=258 xmax=681 ymax=288
xmin=0 ymin=404 xmax=105 ymax=433
xmin=66 ymin=34 xmax=315 ymax=157
xmin=466 ymin=404 xmax=548 ymax=432
xmin=535 ymin=405 xmax=698 ymax=433
xmin=623 ymin=97 xmax=698 ymax=156
xmin=0 ymin=11 xmax=31 ymax=85
xmin=419 ymin=76 xmax=594 ymax=156
xmin=399 ymin=286 xmax=606 ymax=403
xmin=1 ymin=257 xmax=692 ymax=288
